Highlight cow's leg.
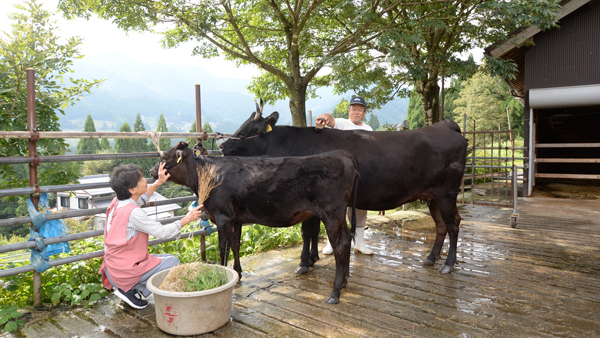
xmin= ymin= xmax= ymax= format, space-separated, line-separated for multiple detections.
xmin=424 ymin=199 xmax=448 ymax=267
xmin=231 ymin=223 xmax=243 ymax=280
xmin=296 ymin=217 xmax=321 ymax=275
xmin=438 ymin=198 xmax=461 ymax=274
xmin=323 ymin=215 xmax=351 ymax=305
xmin=217 ymin=230 xmax=229 ymax=267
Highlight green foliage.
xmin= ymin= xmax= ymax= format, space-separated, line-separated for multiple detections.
xmin=156 ymin=183 xmax=194 ymax=216
xmin=113 ymin=121 xmax=133 ymax=153
xmin=331 ymin=98 xmax=350 ymax=119
xmin=454 ymin=71 xmax=522 ymax=133
xmin=367 ymin=112 xmax=380 ymax=131
xmin=0 ymin=235 xmax=106 ymax=315
xmin=156 ymin=114 xmax=171 ymax=151
xmin=81 ymin=149 xmax=116 ymax=176
xmin=99 ymin=138 xmax=111 ymax=151
xmin=76 ymin=114 xmax=101 ymax=155
xmin=0 ymin=0 xmax=102 ymax=190
xmin=380 ymin=122 xmax=399 ymax=131
xmin=181 ymin=264 xmax=227 ymax=292
xmin=130 ymin=113 xmax=156 ymax=174
xmin=57 ymin=0 xmax=403 ymax=126
xmin=187 ymin=121 xmax=216 ymax=151
xmin=331 ymin=0 xmax=559 ymax=126
xmin=406 ymin=88 xmax=423 ymax=130
xmin=0 ymin=306 xmax=24 ymax=332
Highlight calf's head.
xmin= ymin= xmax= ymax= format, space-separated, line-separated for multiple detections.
xmin=150 ymin=140 xmax=194 ymax=187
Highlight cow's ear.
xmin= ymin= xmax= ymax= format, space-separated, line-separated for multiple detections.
xmin=176 ymin=140 xmax=189 ymax=149
xmin=263 ymin=112 xmax=278 ymax=133
xmin=263 ymin=112 xmax=279 ymax=132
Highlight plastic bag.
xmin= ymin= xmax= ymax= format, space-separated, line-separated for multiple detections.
xmin=27 ymin=193 xmax=70 ymax=272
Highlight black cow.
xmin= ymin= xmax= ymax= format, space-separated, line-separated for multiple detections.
xmin=150 ymin=141 xmax=359 ymax=304
xmin=221 ymin=104 xmax=467 ymax=274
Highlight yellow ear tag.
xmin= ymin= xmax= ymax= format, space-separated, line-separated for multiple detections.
xmin=266 ymin=125 xmax=272 ymax=133
xmin=177 ymin=156 xmax=182 ymax=163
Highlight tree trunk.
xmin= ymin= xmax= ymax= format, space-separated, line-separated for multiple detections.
xmin=417 ymin=79 xmax=440 ymax=127
xmin=289 ymin=83 xmax=307 ymax=127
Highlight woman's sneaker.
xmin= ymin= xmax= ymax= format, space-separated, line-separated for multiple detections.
xmin=115 ymin=288 xmax=148 ymax=309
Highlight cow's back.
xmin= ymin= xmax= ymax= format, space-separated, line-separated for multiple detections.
xmin=221 ymin=121 xmax=467 ymax=210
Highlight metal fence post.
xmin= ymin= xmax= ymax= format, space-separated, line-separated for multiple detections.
xmin=26 ymin=68 xmax=43 ymax=308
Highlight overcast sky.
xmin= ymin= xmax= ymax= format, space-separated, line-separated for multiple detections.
xmin=0 ymin=0 xmax=262 ymax=79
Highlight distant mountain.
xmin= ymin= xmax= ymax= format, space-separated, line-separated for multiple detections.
xmin=62 ymin=52 xmax=408 ymax=135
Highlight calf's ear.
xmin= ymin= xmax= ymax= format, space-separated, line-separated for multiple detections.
xmin=176 ymin=140 xmax=190 ymax=149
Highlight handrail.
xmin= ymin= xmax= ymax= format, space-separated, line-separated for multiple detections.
xmin=0 ymin=131 xmax=231 ymax=139
xmin=0 ymin=228 xmax=215 ymax=278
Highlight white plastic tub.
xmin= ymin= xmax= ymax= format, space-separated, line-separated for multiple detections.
xmin=147 ymin=265 xmax=239 ymax=336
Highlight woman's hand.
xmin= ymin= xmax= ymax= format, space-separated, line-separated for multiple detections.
xmin=181 ymin=205 xmax=203 ymax=226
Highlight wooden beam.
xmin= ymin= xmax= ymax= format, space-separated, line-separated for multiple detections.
xmin=536 ymin=143 xmax=600 ymax=148
xmin=536 ymin=158 xmax=600 ymax=163
xmin=535 ymin=173 xmax=600 ymax=179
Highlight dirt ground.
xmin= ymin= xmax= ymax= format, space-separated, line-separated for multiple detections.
xmin=533 ymin=178 xmax=600 ymax=200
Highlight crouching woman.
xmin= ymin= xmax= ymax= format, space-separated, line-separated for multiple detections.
xmin=99 ymin=163 xmax=203 ymax=309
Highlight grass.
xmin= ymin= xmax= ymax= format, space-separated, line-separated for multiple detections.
xmin=159 ymin=262 xmax=228 ymax=292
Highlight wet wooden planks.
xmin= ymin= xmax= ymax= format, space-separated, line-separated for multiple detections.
xmin=14 ymin=200 xmax=600 ymax=337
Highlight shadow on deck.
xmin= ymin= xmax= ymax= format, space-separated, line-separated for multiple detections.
xmin=10 ymin=200 xmax=600 ymax=337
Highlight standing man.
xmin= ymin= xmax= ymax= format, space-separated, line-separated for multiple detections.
xmin=315 ymin=96 xmax=374 ymax=255
xmin=99 ymin=163 xmax=203 ymax=309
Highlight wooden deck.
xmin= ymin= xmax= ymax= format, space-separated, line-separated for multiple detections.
xmin=13 ymin=199 xmax=600 ymax=337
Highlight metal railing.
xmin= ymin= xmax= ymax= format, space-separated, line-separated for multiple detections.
xmin=459 ymin=119 xmax=525 ymax=207
xmin=0 ymin=69 xmax=226 ymax=307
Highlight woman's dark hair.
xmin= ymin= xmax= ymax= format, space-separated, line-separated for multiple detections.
xmin=109 ymin=164 xmax=143 ymax=200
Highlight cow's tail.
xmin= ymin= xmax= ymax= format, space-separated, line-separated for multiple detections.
xmin=350 ymin=164 xmax=360 ymax=239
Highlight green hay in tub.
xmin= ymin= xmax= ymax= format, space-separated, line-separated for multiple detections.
xmin=159 ymin=262 xmax=227 ymax=292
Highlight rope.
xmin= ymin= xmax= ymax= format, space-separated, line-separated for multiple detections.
xmin=138 ymin=131 xmax=162 ymax=153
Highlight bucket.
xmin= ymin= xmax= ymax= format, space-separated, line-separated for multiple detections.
xmin=147 ymin=265 xmax=239 ymax=336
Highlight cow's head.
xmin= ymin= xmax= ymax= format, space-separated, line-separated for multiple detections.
xmin=221 ymin=99 xmax=278 ymax=156
xmin=150 ymin=140 xmax=192 ymax=184
xmin=234 ymin=98 xmax=279 ymax=138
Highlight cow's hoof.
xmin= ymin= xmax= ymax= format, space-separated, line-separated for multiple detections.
xmin=326 ymin=297 xmax=339 ymax=305
xmin=423 ymin=258 xmax=435 ymax=266
xmin=440 ymin=265 xmax=454 ymax=274
xmin=295 ymin=266 xmax=309 ymax=275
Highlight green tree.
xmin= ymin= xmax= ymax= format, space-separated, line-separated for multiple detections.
xmin=331 ymin=99 xmax=350 ymax=119
xmin=0 ymin=0 xmax=102 ymax=191
xmin=113 ymin=121 xmax=134 ymax=154
xmin=99 ymin=138 xmax=111 ymax=151
xmin=81 ymin=150 xmax=116 ymax=176
xmin=76 ymin=114 xmax=101 ymax=155
xmin=330 ymin=0 xmax=560 ymax=127
xmin=367 ymin=112 xmax=380 ymax=131
xmin=454 ymin=71 xmax=521 ymax=133
xmin=156 ymin=114 xmax=171 ymax=151
xmin=131 ymin=113 xmax=155 ymax=173
xmin=187 ymin=121 xmax=215 ymax=151
xmin=406 ymin=88 xmax=423 ymax=130
xmin=58 ymin=0 xmax=412 ymax=127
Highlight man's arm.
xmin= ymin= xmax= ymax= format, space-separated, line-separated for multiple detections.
xmin=315 ymin=113 xmax=335 ymax=128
